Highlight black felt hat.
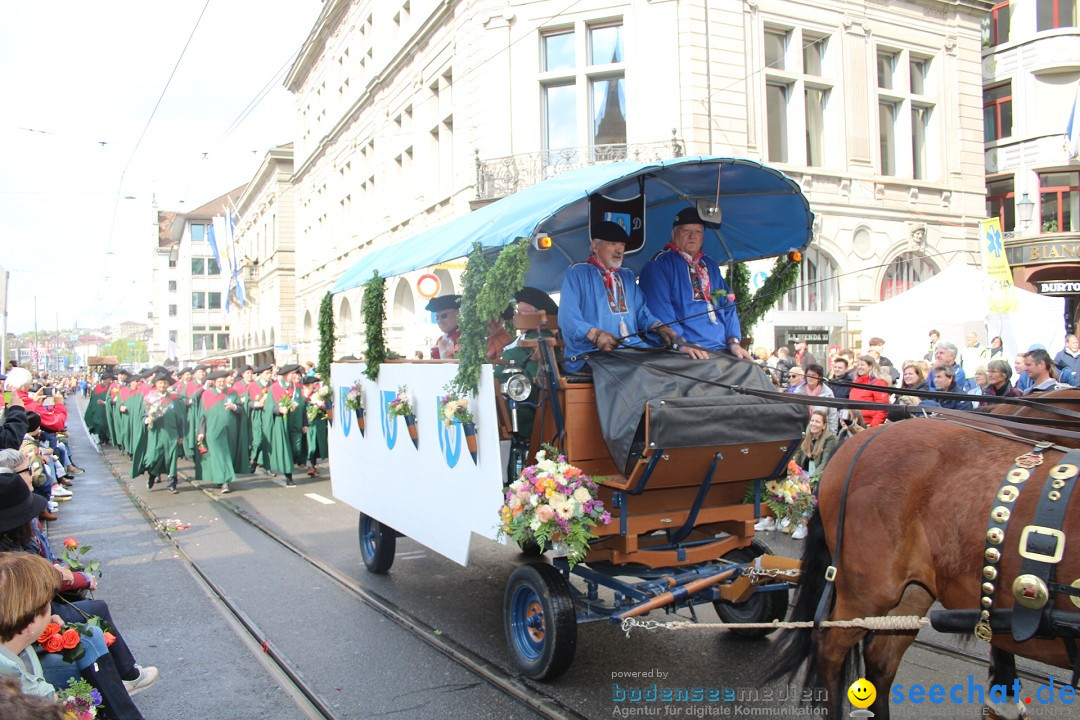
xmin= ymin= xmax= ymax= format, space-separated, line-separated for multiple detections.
xmin=277 ymin=364 xmax=303 ymax=376
xmin=0 ymin=472 xmax=47 ymax=534
xmin=514 ymin=287 xmax=559 ymax=317
xmin=116 ymin=368 xmax=130 ymax=376
xmin=301 ymin=376 xmax=320 ymax=385
xmin=425 ymin=295 xmax=462 ymax=313
xmin=206 ymin=370 xmax=230 ymax=381
xmin=239 ymin=365 xmax=254 ymax=374
xmin=193 ymin=365 xmax=211 ymax=373
xmin=672 ymin=205 xmax=712 ymax=228
xmin=591 ymin=220 xmax=642 ymax=251
xmin=152 ymin=372 xmax=175 ymax=385
xmin=254 ymin=363 xmax=274 ymax=374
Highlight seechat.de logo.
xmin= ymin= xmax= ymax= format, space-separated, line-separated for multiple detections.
xmin=380 ymin=390 xmax=398 ymax=450
xmin=436 ymin=396 xmax=463 ymax=468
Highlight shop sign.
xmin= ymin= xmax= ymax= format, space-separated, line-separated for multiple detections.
xmin=1036 ymin=280 xmax=1080 ymax=295
xmin=1006 ymin=240 xmax=1080 ymax=265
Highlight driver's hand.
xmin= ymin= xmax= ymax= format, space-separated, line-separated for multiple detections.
xmin=729 ymin=344 xmax=753 ymax=361
xmin=653 ymin=324 xmax=679 ymax=346
xmin=679 ymin=345 xmax=710 ymax=360
xmin=593 ymin=330 xmax=619 ymax=352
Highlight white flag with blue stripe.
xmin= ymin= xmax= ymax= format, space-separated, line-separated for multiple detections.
xmin=1066 ymin=80 xmax=1080 ymax=160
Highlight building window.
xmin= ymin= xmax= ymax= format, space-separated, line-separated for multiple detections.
xmin=192 ymin=334 xmax=214 ymax=351
xmin=191 ymin=258 xmax=205 ymax=275
xmin=208 ymin=258 xmax=221 ymax=275
xmin=168 ymin=330 xmax=177 ymax=343
xmin=778 ymin=248 xmax=840 ymax=312
xmin=879 ymin=102 xmax=897 ymax=176
xmin=192 ymin=292 xmax=206 ymax=309
xmin=539 ymin=21 xmax=625 ymax=157
xmin=1037 ymin=0 xmax=1077 ymax=31
xmin=764 ymin=29 xmax=834 ymax=168
xmin=912 ymin=105 xmax=931 ymax=180
xmin=877 ymin=51 xmax=896 ymax=90
xmin=876 ymin=47 xmax=936 ymax=179
xmin=217 ymin=334 xmax=229 ymax=350
xmin=1038 ymin=171 xmax=1080 ymax=233
xmin=190 ymin=224 xmax=205 ymax=242
xmin=983 ymin=84 xmax=1012 ymax=142
xmin=168 ymin=304 xmax=177 ymax=317
xmin=986 ymin=177 xmax=1016 ymax=232
xmin=880 ymin=252 xmax=937 ymax=300
xmin=208 ymin=292 xmax=221 ymax=310
xmin=168 ymin=280 xmax=177 ymax=292
xmin=988 ymin=3 xmax=1011 ymax=46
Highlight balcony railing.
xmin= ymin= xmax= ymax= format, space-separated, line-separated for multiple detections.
xmin=475 ymin=134 xmax=684 ymax=201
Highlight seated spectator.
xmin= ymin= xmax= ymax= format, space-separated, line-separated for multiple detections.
xmin=827 ymin=356 xmax=852 ymax=399
xmin=792 ymin=409 xmax=837 ymax=475
xmin=1014 ymin=352 xmax=1033 ymax=392
xmin=887 ymin=361 xmax=941 ymax=421
xmin=849 ymin=355 xmax=891 ymax=427
xmin=1023 ymin=348 xmax=1070 ymax=395
xmin=836 ymin=408 xmax=866 ymax=444
xmin=867 ymin=337 xmax=899 ymax=383
xmin=1054 ymin=334 xmax=1080 ymax=379
xmin=931 ymin=364 xmax=974 ymax=410
xmin=983 ymin=359 xmax=1022 ymax=398
xmin=0 ymin=675 xmax=66 ymax=720
xmin=989 ymin=335 xmax=1005 ymax=359
xmin=785 ymin=366 xmax=805 ymax=393
xmin=793 ymin=364 xmax=838 ymax=433
xmin=0 ymin=466 xmax=158 ymax=712
xmin=932 ymin=341 xmax=968 ymax=391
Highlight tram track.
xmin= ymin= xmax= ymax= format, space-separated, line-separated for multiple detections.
xmin=911 ymin=636 xmax=1071 ymax=688
xmin=93 ymin=445 xmax=586 ymax=720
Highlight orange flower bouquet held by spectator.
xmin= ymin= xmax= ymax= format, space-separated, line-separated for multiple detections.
xmin=61 ymin=537 xmax=101 ymax=576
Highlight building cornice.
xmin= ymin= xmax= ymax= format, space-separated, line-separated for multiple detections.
xmin=284 ymin=0 xmax=352 ymax=92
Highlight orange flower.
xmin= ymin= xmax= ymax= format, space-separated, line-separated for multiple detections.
xmin=42 ymin=633 xmax=65 ymax=653
xmin=512 ymin=505 xmax=524 ymax=517
xmin=37 ymin=623 xmax=61 ymax=645
xmin=63 ymin=537 xmax=78 ymax=549
xmin=103 ymin=632 xmax=116 ymax=647
xmin=61 ymin=628 xmax=81 ymax=650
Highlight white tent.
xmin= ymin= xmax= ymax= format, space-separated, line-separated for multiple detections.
xmin=859 ymin=264 xmax=1065 ymax=367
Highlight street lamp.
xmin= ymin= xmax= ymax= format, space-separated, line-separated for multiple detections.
xmin=1017 ymin=192 xmax=1035 ymax=233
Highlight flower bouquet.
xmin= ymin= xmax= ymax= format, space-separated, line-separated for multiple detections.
xmin=36 ymin=621 xmax=88 ymax=663
xmin=277 ymin=394 xmax=295 ymax=415
xmin=306 ymin=386 xmax=332 ymax=423
xmin=197 ymin=438 xmax=209 ymax=455
xmin=498 ymin=448 xmax=611 ymax=568
xmin=57 ymin=678 xmax=103 ymax=720
xmin=763 ymin=461 xmax=817 ymax=533
xmin=387 ymin=385 xmax=417 ymax=447
xmin=144 ymin=399 xmax=167 ymax=426
xmin=61 ymin=537 xmax=101 ymax=577
xmin=440 ymin=386 xmax=476 ymax=462
xmin=344 ymin=381 xmax=364 ymax=435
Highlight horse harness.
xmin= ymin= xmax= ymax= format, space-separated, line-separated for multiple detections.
xmin=976 ymin=443 xmax=1080 ymax=684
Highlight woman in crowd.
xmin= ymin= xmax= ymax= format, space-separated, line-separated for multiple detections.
xmin=792 ymin=409 xmax=837 ymax=475
xmin=849 ymin=355 xmax=891 ymax=427
xmin=984 ymin=358 xmax=1022 ymax=398
xmin=793 ymin=363 xmax=838 ymax=433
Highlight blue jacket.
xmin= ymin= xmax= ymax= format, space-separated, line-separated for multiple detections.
xmin=638 ymin=248 xmax=741 ymax=351
xmin=560 ymin=262 xmax=660 ymax=372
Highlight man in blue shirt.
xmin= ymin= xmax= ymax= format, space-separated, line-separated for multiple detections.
xmin=639 ymin=206 xmax=752 ymax=360
xmin=560 ymin=220 xmax=708 ymax=372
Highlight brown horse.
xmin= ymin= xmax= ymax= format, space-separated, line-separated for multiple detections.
xmin=768 ymin=391 xmax=1080 ymax=718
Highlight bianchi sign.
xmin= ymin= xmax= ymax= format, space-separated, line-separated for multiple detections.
xmin=1037 ymin=280 xmax=1080 ymax=295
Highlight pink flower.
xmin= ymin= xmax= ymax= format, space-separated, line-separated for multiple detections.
xmin=535 ymin=505 xmax=555 ymax=523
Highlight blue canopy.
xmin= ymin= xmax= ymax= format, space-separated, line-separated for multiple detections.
xmin=332 ymin=156 xmax=813 ymax=294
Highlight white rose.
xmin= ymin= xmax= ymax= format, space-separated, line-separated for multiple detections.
xmin=508 ymin=497 xmax=521 ymax=510
xmin=529 ymin=519 xmax=542 ymax=532
xmin=572 ymin=487 xmax=592 ymax=503
xmin=529 ymin=495 xmax=540 ymax=507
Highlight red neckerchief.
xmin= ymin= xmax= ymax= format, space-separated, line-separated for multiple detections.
xmin=586 ymin=254 xmax=627 ymax=314
xmin=664 ymin=242 xmax=712 ymax=301
xmin=587 ymin=254 xmax=619 ymax=291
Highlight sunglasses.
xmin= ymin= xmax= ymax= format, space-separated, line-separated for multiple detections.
xmin=16 ymin=467 xmax=31 ymax=476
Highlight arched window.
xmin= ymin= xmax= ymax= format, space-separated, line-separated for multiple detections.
xmin=339 ymin=298 xmax=353 ymax=337
xmin=777 ymin=248 xmax=840 ymax=312
xmin=392 ymin=278 xmax=416 ymax=324
xmin=302 ymin=311 xmax=313 ymax=343
xmin=433 ymin=268 xmax=455 ymax=296
xmin=880 ymin=252 xmax=937 ymax=300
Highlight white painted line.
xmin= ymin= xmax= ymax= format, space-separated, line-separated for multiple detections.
xmin=304 ymin=493 xmax=336 ymax=505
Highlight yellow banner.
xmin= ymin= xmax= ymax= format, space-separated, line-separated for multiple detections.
xmin=980 ymin=218 xmax=1018 ymax=314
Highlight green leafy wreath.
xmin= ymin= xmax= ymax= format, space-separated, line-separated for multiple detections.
xmin=317 ymin=291 xmax=335 ymax=385
xmin=361 ymin=271 xmax=387 ymax=382
xmin=726 ymin=257 xmax=801 ymax=340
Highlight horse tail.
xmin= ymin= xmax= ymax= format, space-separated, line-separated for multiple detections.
xmin=765 ymin=512 xmax=863 ymax=703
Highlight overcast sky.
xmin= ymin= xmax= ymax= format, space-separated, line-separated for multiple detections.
xmin=0 ymin=1 xmax=321 ymax=335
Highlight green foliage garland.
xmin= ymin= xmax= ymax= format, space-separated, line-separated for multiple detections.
xmin=726 ymin=258 xmax=801 ymax=338
xmin=361 ymin=271 xmax=388 ymax=381
xmin=452 ymin=239 xmax=531 ymax=396
xmin=317 ymin=291 xmax=334 ymax=385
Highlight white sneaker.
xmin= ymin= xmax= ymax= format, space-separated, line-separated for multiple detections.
xmin=47 ymin=501 xmax=59 ymax=512
xmin=123 ymin=665 xmax=159 ymax=696
xmin=792 ymin=523 xmax=808 ymax=540
xmin=50 ymin=486 xmax=73 ymax=498
xmin=753 ymin=517 xmax=776 ymax=531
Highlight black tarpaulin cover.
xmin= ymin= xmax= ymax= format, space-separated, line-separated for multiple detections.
xmin=587 ymin=351 xmax=808 ymax=473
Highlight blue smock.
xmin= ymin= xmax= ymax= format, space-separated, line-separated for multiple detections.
xmin=639 ymin=248 xmax=741 ymax=351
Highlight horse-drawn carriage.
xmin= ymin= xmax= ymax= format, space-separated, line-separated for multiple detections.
xmin=327 ymin=157 xmax=815 ymax=679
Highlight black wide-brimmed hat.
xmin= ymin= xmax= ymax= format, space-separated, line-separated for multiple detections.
xmin=672 ymin=205 xmax=715 ymax=228
xmin=277 ymin=364 xmax=303 ymax=376
xmin=0 ymin=472 xmax=47 ymax=533
xmin=254 ymin=363 xmax=274 ymax=374
xmin=514 ymin=287 xmax=559 ymax=317
xmin=591 ymin=220 xmax=643 ymax=251
xmin=425 ymin=295 xmax=461 ymax=313
xmin=206 ymin=370 xmax=230 ymax=381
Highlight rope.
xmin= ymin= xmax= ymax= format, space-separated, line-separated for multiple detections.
xmin=620 ymin=614 xmax=931 ymax=637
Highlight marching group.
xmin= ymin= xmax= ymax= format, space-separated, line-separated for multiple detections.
xmin=82 ymin=362 xmax=331 ymax=494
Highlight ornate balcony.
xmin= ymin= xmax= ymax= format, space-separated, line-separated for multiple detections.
xmin=475 ymin=134 xmax=684 ymax=201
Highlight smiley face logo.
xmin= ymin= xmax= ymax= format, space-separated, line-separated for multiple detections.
xmin=847 ymin=678 xmax=876 ymax=709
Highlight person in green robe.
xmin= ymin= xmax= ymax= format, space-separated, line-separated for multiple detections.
xmin=105 ymin=369 xmax=129 ymax=453
xmin=267 ymin=364 xmax=308 ymax=487
xmin=196 ymin=370 xmax=243 ymax=493
xmin=83 ymin=374 xmax=112 ymax=445
xmin=137 ymin=373 xmax=185 ymax=492
xmin=230 ymin=365 xmax=255 ymax=475
xmin=301 ymin=376 xmax=330 ymax=476
xmin=116 ymin=374 xmax=143 ymax=456
xmin=186 ymin=366 xmax=209 ymax=480
xmin=125 ymin=372 xmax=152 ymax=474
xmin=248 ymin=364 xmax=274 ymax=473
xmin=172 ymin=367 xmax=192 ymax=456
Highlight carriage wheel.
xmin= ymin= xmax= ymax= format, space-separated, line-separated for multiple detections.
xmin=503 ymin=562 xmax=577 ymax=680
xmin=358 ymin=513 xmax=396 ymax=574
xmin=714 ymin=537 xmax=789 ymax=638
